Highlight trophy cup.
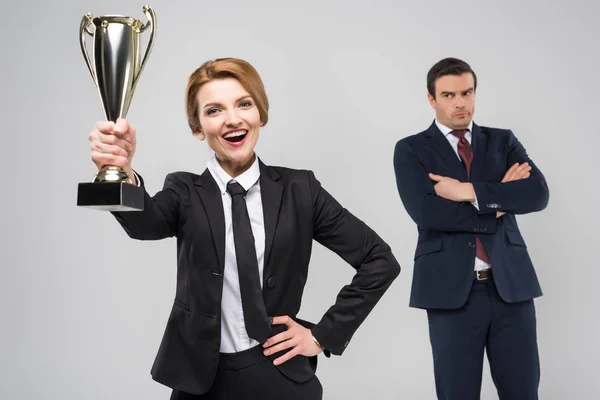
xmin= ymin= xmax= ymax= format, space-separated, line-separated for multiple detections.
xmin=77 ymin=5 xmax=156 ymax=211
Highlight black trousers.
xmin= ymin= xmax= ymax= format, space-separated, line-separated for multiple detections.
xmin=427 ymin=276 xmax=540 ymax=400
xmin=170 ymin=346 xmax=323 ymax=400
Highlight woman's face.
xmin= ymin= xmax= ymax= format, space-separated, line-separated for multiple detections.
xmin=195 ymin=77 xmax=262 ymax=176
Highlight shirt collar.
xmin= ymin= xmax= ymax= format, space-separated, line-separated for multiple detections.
xmin=206 ymin=153 xmax=261 ymax=194
xmin=435 ymin=119 xmax=474 ymax=137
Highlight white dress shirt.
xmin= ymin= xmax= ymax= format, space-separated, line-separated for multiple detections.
xmin=206 ymin=154 xmax=266 ymax=353
xmin=435 ymin=120 xmax=491 ymax=271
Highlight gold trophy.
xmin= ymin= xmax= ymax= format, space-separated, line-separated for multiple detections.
xmin=77 ymin=5 xmax=156 ymax=211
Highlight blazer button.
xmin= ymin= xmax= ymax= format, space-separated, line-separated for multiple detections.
xmin=468 ymin=242 xmax=476 ymax=248
xmin=267 ymin=277 xmax=276 ymax=288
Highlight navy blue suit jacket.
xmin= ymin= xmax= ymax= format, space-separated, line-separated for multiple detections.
xmin=393 ymin=121 xmax=549 ymax=309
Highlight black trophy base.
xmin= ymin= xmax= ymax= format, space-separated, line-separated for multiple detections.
xmin=77 ymin=182 xmax=144 ymax=211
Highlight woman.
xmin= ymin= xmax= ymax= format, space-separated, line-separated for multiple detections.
xmin=89 ymin=58 xmax=400 ymax=400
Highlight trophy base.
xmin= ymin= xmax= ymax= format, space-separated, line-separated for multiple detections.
xmin=77 ymin=182 xmax=144 ymax=211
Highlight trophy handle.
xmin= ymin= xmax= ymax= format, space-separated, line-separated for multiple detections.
xmin=79 ymin=13 xmax=97 ymax=86
xmin=133 ymin=5 xmax=156 ymax=92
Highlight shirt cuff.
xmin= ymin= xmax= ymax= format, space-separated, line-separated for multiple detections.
xmin=133 ymin=171 xmax=141 ymax=187
xmin=471 ymin=193 xmax=479 ymax=210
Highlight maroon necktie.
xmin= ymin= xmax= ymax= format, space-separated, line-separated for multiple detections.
xmin=451 ymin=129 xmax=491 ymax=264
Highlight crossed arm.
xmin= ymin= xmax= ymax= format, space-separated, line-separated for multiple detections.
xmin=429 ymin=161 xmax=532 ymax=218
xmin=393 ymin=132 xmax=549 ymax=233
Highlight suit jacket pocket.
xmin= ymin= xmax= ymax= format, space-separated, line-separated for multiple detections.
xmin=173 ymin=298 xmax=191 ymax=311
xmin=414 ymin=238 xmax=443 ymax=260
xmin=506 ymin=230 xmax=527 ymax=247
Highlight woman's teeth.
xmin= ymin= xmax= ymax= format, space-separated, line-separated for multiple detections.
xmin=224 ymin=130 xmax=247 ymax=139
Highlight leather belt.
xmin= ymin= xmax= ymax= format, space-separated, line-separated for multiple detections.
xmin=475 ymin=269 xmax=492 ymax=281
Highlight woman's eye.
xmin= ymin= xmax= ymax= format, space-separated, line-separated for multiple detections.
xmin=207 ymin=108 xmax=219 ymax=115
xmin=239 ymin=100 xmax=252 ymax=107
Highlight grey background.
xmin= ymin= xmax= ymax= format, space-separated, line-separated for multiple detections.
xmin=1 ymin=0 xmax=598 ymax=398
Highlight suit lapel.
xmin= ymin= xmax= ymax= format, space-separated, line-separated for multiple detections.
xmin=470 ymin=123 xmax=487 ymax=182
xmin=194 ymin=169 xmax=226 ymax=273
xmin=259 ymin=160 xmax=283 ymax=275
xmin=425 ymin=121 xmax=469 ymax=181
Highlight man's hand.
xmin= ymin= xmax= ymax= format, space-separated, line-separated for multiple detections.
xmin=496 ymin=162 xmax=532 ymax=217
xmin=501 ymin=162 xmax=531 ymax=183
xmin=428 ymin=174 xmax=475 ymax=202
xmin=262 ymin=316 xmax=322 ymax=365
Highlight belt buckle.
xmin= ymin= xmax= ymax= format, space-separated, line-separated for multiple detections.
xmin=476 ymin=270 xmax=488 ymax=281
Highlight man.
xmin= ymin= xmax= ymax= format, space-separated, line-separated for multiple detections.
xmin=393 ymin=57 xmax=549 ymax=399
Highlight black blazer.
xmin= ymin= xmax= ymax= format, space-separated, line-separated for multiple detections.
xmin=112 ymin=159 xmax=400 ymax=395
xmin=393 ymin=122 xmax=549 ymax=309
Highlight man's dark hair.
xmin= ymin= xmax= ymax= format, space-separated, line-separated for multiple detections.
xmin=427 ymin=58 xmax=477 ymax=98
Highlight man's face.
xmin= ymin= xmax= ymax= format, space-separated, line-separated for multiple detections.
xmin=428 ymin=72 xmax=476 ymax=130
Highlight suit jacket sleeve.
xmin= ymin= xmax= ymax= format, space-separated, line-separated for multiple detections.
xmin=111 ymin=172 xmax=180 ymax=240
xmin=472 ymin=130 xmax=549 ymax=214
xmin=393 ymin=140 xmax=498 ymax=233
xmin=307 ymin=171 xmax=401 ymax=356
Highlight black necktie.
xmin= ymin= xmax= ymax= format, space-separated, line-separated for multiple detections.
xmin=226 ymin=181 xmax=272 ymax=343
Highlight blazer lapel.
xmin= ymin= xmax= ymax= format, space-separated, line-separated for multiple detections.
xmin=194 ymin=169 xmax=226 ymax=273
xmin=425 ymin=121 xmax=469 ymax=181
xmin=259 ymin=160 xmax=283 ymax=275
xmin=470 ymin=123 xmax=487 ymax=182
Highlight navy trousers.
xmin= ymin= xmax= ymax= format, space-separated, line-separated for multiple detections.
xmin=427 ymin=276 xmax=540 ymax=399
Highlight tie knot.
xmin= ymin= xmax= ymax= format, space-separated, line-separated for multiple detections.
xmin=450 ymin=129 xmax=469 ymax=140
xmin=227 ymin=181 xmax=247 ymax=197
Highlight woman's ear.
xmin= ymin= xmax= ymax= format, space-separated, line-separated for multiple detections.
xmin=193 ymin=130 xmax=206 ymax=141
